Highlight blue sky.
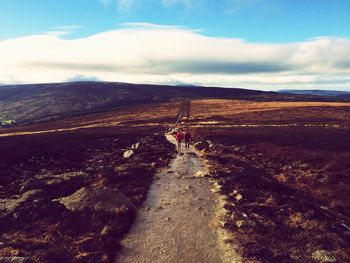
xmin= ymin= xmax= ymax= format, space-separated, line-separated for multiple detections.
xmin=0 ymin=0 xmax=350 ymax=90
xmin=1 ymin=0 xmax=349 ymax=42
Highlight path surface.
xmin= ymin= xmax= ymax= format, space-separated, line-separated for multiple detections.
xmin=116 ymin=134 xmax=222 ymax=263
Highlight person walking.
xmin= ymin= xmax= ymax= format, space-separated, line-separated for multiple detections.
xmin=176 ymin=130 xmax=184 ymax=148
xmin=184 ymin=130 xmax=191 ymax=148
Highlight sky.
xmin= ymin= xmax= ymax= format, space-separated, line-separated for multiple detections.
xmin=0 ymin=0 xmax=350 ymax=90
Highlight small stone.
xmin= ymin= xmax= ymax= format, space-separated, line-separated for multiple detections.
xmin=235 ymin=194 xmax=243 ymax=201
xmin=165 ymin=217 xmax=171 ymax=221
xmin=194 ymin=171 xmax=207 ymax=178
xmin=131 ymin=142 xmax=140 ymax=150
xmin=235 ymin=219 xmax=256 ymax=228
xmin=185 ymin=185 xmax=192 ymax=190
xmin=100 ymin=226 xmax=111 ymax=236
xmin=123 ymin=150 xmax=134 ymax=159
xmin=290 ymin=254 xmax=300 ymax=260
xmin=85 ymin=166 xmax=95 ymax=172
xmin=233 ymin=147 xmax=241 ymax=152
xmin=312 ymin=250 xmax=337 ymax=262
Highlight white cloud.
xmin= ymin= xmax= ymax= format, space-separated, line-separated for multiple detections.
xmin=0 ymin=23 xmax=350 ymax=90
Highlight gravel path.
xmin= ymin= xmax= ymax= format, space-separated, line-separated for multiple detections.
xmin=116 ymin=134 xmax=222 ymax=263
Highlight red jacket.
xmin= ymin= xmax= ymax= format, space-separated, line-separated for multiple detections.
xmin=176 ymin=132 xmax=184 ymax=141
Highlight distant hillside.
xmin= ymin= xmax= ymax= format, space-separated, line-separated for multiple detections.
xmin=279 ymin=89 xmax=350 ymax=97
xmin=0 ymin=81 xmax=344 ymax=126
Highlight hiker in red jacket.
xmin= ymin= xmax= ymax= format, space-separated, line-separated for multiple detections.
xmin=176 ymin=131 xmax=184 ymax=147
xmin=184 ymin=130 xmax=191 ymax=148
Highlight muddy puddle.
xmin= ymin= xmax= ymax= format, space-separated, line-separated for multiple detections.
xmin=116 ymin=134 xmax=222 ymax=263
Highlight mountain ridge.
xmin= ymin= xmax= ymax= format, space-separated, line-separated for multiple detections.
xmin=1 ymin=81 xmax=348 ymax=127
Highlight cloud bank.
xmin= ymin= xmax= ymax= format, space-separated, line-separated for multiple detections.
xmin=0 ymin=23 xmax=350 ymax=90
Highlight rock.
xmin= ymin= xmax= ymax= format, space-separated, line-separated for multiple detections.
xmin=58 ymin=186 xmax=136 ymax=213
xmin=211 ymin=182 xmax=221 ymax=193
xmin=19 ymin=171 xmax=86 ymax=194
xmin=194 ymin=171 xmax=208 ymax=178
xmin=131 ymin=142 xmax=140 ymax=150
xmin=100 ymin=226 xmax=111 ymax=236
xmin=85 ymin=166 xmax=95 ymax=172
xmin=19 ymin=179 xmax=44 ymax=194
xmin=40 ymin=169 xmax=50 ymax=174
xmin=75 ymin=236 xmax=96 ymax=251
xmin=0 ymin=257 xmax=30 ymax=263
xmin=233 ymin=147 xmax=241 ymax=152
xmin=123 ymin=150 xmax=134 ymax=159
xmin=290 ymin=254 xmax=300 ymax=260
xmin=235 ymin=194 xmax=243 ymax=201
xmin=165 ymin=217 xmax=171 ymax=221
xmin=235 ymin=219 xmax=256 ymax=228
xmin=312 ymin=250 xmax=337 ymax=262
xmin=194 ymin=141 xmax=209 ymax=151
xmin=0 ymin=189 xmax=43 ymax=216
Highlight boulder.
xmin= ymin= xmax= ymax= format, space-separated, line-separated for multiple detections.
xmin=0 ymin=189 xmax=43 ymax=216
xmin=58 ymin=186 xmax=136 ymax=213
xmin=35 ymin=171 xmax=85 ymax=181
xmin=312 ymin=250 xmax=337 ymax=262
xmin=19 ymin=179 xmax=44 ymax=194
xmin=0 ymin=257 xmax=30 ymax=263
xmin=19 ymin=171 xmax=86 ymax=194
xmin=123 ymin=150 xmax=134 ymax=159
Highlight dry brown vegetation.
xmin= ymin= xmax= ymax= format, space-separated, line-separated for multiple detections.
xmin=192 ymin=99 xmax=350 ymax=262
xmin=0 ymin=101 xmax=180 ymax=137
xmin=0 ymin=104 xmax=178 ymax=263
xmin=1 ymin=97 xmax=350 ymax=262
xmin=191 ymin=99 xmax=350 ymax=127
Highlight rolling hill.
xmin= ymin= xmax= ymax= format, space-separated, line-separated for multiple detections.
xmin=279 ymin=89 xmax=350 ymax=97
xmin=0 ymin=81 xmax=346 ymax=126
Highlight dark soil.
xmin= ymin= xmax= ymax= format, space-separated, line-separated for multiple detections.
xmin=0 ymin=127 xmax=176 ymax=263
xmin=195 ymin=126 xmax=350 ymax=263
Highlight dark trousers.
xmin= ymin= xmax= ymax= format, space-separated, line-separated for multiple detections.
xmin=185 ymin=139 xmax=190 ymax=148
